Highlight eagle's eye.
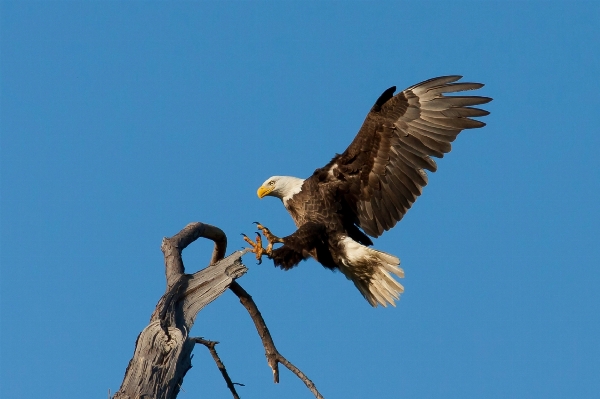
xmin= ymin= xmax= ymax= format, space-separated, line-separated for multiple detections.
xmin=269 ymin=181 xmax=275 ymax=186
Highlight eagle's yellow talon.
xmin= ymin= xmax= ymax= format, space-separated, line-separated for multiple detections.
xmin=242 ymin=230 xmax=269 ymax=264
xmin=242 ymin=233 xmax=262 ymax=260
xmin=254 ymin=223 xmax=284 ymax=246
xmin=241 ymin=233 xmax=256 ymax=247
xmin=242 ymin=223 xmax=282 ymax=264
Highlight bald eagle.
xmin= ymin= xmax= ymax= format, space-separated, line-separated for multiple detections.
xmin=245 ymin=76 xmax=491 ymax=307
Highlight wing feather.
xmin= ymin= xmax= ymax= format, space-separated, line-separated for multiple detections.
xmin=408 ymin=75 xmax=463 ymax=92
xmin=409 ymin=119 xmax=461 ymax=135
xmin=394 ymin=157 xmax=428 ymax=187
xmin=391 ymin=145 xmax=438 ymax=172
xmin=420 ymin=107 xmax=489 ymax=118
xmin=421 ymin=114 xmax=487 ymax=129
xmin=407 ymin=127 xmax=458 ymax=144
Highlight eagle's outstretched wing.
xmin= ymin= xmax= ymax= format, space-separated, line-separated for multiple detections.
xmin=312 ymin=76 xmax=492 ymax=237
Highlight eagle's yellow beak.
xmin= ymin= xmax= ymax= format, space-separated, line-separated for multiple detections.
xmin=257 ymin=186 xmax=272 ymax=199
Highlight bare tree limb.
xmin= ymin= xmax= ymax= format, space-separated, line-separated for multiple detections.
xmin=227 ymin=282 xmax=325 ymax=398
xmin=277 ymin=353 xmax=324 ymax=399
xmin=193 ymin=337 xmax=242 ymax=399
xmin=228 ymin=281 xmax=280 ymax=382
xmin=222 ymin=267 xmax=326 ymax=398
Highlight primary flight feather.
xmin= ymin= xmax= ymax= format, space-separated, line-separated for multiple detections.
xmin=245 ymin=76 xmax=492 ymax=307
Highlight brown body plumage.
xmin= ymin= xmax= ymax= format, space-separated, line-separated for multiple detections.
xmin=256 ymin=76 xmax=491 ymax=306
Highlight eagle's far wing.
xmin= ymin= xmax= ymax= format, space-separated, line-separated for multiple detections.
xmin=318 ymin=75 xmax=492 ymax=237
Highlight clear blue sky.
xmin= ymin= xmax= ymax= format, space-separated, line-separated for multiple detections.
xmin=2 ymin=2 xmax=599 ymax=398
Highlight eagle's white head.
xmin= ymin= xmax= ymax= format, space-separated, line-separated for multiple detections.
xmin=257 ymin=176 xmax=305 ymax=203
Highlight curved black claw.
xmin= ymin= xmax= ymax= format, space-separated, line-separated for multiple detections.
xmin=253 ymin=221 xmax=260 ymax=225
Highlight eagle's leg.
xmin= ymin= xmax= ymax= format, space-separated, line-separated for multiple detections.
xmin=254 ymin=222 xmax=284 ymax=253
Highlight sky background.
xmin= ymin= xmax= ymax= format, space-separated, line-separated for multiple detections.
xmin=2 ymin=2 xmax=599 ymax=398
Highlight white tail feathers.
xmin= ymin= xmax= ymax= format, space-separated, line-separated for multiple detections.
xmin=338 ymin=237 xmax=404 ymax=307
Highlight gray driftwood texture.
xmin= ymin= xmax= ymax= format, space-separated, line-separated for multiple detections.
xmin=114 ymin=223 xmax=247 ymax=399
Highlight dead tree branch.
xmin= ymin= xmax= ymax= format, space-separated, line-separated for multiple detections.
xmin=228 ymin=281 xmax=324 ymax=399
xmin=277 ymin=353 xmax=323 ymax=399
xmin=115 ymin=221 xmax=324 ymax=399
xmin=228 ymin=281 xmax=280 ymax=381
xmin=193 ymin=337 xmax=242 ymax=399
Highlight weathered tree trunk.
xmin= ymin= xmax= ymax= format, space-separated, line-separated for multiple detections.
xmin=114 ymin=223 xmax=247 ymax=399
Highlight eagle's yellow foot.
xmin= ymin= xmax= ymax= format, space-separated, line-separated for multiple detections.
xmin=253 ymin=222 xmax=284 ymax=254
xmin=242 ymin=223 xmax=284 ymax=264
xmin=241 ymin=232 xmax=271 ymax=264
